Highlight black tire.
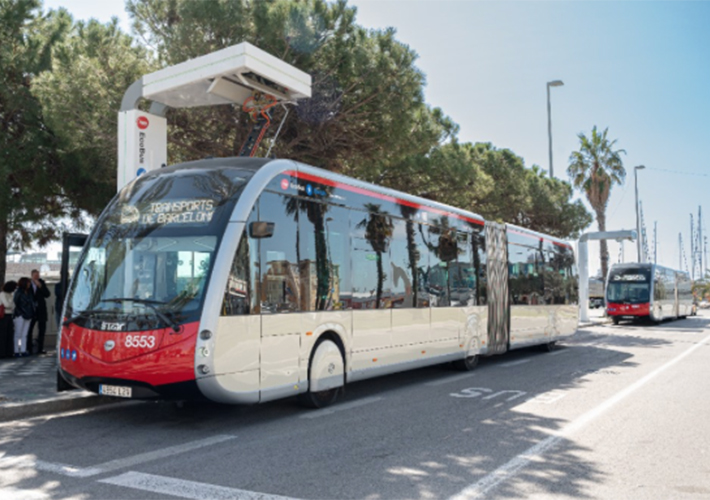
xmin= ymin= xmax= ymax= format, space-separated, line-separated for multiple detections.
xmin=540 ymin=341 xmax=557 ymax=352
xmin=298 ymin=338 xmax=344 ymax=409
xmin=612 ymin=317 xmax=620 ymax=325
xmin=452 ymin=354 xmax=479 ymax=371
xmin=298 ymin=386 xmax=342 ymax=409
xmin=57 ymin=370 xmax=74 ymax=392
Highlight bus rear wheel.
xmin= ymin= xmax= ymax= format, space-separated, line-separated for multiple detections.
xmin=453 ymin=354 xmax=479 ymax=371
xmin=612 ymin=317 xmax=620 ymax=325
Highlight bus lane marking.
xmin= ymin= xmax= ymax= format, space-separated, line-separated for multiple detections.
xmin=100 ymin=471 xmax=298 ymax=500
xmin=0 ymin=435 xmax=236 ymax=478
xmin=300 ymin=396 xmax=382 ymax=419
xmin=448 ymin=332 xmax=710 ymax=500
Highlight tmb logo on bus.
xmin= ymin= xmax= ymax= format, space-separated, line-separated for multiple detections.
xmin=102 ymin=322 xmax=126 ymax=331
xmin=136 ymin=116 xmax=149 ymax=130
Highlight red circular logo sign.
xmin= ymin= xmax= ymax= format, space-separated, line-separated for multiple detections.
xmin=137 ymin=116 xmax=149 ymax=130
xmin=280 ymin=178 xmax=289 ymax=190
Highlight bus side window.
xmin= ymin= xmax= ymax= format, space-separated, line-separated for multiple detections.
xmin=259 ymin=192 xmax=301 ymax=313
xmin=351 ymin=207 xmax=393 ymax=309
xmin=298 ymin=200 xmax=351 ymax=311
xmin=222 ymin=206 xmax=258 ymax=316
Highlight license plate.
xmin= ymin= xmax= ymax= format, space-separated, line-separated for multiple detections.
xmin=99 ymin=384 xmax=132 ymax=398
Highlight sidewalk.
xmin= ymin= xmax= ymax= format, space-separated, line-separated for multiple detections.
xmin=579 ymin=307 xmax=611 ymax=328
xmin=0 ymin=351 xmax=117 ymax=422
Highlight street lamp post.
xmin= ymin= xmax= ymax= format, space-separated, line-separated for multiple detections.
xmin=634 ymin=165 xmax=646 ymax=262
xmin=546 ymin=80 xmax=564 ymax=177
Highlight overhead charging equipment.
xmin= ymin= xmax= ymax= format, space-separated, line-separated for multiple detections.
xmin=117 ymin=42 xmax=312 ymax=192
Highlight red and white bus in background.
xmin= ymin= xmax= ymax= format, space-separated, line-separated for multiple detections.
xmin=606 ymin=263 xmax=693 ymax=325
xmin=58 ymin=157 xmax=578 ymax=407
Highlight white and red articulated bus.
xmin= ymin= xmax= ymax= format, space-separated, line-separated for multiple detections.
xmin=606 ymin=263 xmax=693 ymax=325
xmin=58 ymin=157 xmax=578 ymax=407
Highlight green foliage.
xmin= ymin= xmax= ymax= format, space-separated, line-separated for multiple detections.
xmin=33 ymin=17 xmax=153 ymax=215
xmin=0 ymin=0 xmax=71 ymax=283
xmin=126 ymin=0 xmax=456 ymax=171
xmin=383 ymin=142 xmax=591 ymax=239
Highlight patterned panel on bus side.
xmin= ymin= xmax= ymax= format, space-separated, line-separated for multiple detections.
xmin=485 ymin=222 xmax=510 ymax=354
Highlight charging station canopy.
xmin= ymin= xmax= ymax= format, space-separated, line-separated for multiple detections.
xmin=118 ymin=42 xmax=312 ymax=192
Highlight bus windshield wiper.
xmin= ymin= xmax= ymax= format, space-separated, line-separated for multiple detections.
xmin=63 ymin=309 xmax=112 ymax=326
xmin=99 ymin=298 xmax=180 ymax=332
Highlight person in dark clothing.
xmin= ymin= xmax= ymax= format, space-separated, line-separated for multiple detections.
xmin=13 ymin=277 xmax=35 ymax=357
xmin=0 ymin=281 xmax=16 ymax=358
xmin=29 ymin=269 xmax=51 ymax=355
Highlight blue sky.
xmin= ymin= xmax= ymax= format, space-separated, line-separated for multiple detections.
xmin=41 ymin=0 xmax=710 ymax=276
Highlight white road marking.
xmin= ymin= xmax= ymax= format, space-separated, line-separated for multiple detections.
xmin=88 ymin=434 xmax=237 ymax=475
xmin=300 ymin=396 xmax=382 ymax=419
xmin=448 ymin=332 xmax=710 ymax=500
xmin=100 ymin=471 xmax=298 ymax=500
xmin=0 ymin=435 xmax=236 ymax=478
xmin=498 ymin=359 xmax=530 ymax=368
xmin=425 ymin=373 xmax=476 ymax=387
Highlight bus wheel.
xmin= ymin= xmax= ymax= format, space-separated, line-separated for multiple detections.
xmin=453 ymin=354 xmax=479 ymax=371
xmin=612 ymin=317 xmax=620 ymax=325
xmin=299 ymin=338 xmax=344 ymax=409
xmin=57 ymin=370 xmax=74 ymax=392
xmin=540 ymin=341 xmax=557 ymax=352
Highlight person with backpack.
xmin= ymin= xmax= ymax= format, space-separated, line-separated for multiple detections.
xmin=13 ymin=277 xmax=35 ymax=357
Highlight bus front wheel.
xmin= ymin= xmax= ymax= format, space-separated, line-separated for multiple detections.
xmin=299 ymin=338 xmax=344 ymax=409
xmin=453 ymin=354 xmax=479 ymax=371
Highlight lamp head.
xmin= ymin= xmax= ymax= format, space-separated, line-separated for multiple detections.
xmin=635 ymin=165 xmax=646 ymax=171
xmin=547 ymin=80 xmax=564 ymax=87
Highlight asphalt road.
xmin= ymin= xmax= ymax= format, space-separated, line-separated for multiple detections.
xmin=2 ymin=312 xmax=710 ymax=500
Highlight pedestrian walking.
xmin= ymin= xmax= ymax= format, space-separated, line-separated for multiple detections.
xmin=0 ymin=281 xmax=16 ymax=358
xmin=13 ymin=277 xmax=35 ymax=357
xmin=29 ymin=269 xmax=50 ymax=355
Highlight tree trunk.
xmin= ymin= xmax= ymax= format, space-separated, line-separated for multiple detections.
xmin=596 ymin=209 xmax=609 ymax=284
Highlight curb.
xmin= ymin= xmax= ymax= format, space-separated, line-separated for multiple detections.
xmin=0 ymin=391 xmax=121 ymax=422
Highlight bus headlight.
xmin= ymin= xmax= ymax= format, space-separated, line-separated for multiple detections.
xmin=200 ymin=330 xmax=212 ymax=340
xmin=197 ymin=364 xmax=210 ymax=375
xmin=199 ymin=347 xmax=210 ymax=357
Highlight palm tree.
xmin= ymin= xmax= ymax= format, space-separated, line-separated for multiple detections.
xmin=568 ymin=126 xmax=626 ymax=281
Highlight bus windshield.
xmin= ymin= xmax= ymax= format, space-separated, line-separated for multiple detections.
xmin=65 ymin=165 xmax=252 ymax=326
xmin=607 ymin=282 xmax=650 ymax=304
xmin=607 ymin=267 xmax=651 ymax=304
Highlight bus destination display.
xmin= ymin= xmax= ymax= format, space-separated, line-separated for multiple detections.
xmin=120 ymin=199 xmax=215 ymax=226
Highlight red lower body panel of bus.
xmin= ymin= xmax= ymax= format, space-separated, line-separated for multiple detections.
xmin=606 ymin=302 xmax=650 ymax=318
xmin=58 ymin=321 xmax=202 ymax=400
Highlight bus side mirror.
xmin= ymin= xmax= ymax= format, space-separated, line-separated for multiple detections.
xmin=249 ymin=222 xmax=275 ymax=239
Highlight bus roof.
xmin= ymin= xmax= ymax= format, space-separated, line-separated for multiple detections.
xmin=145 ymin=157 xmax=574 ymax=249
